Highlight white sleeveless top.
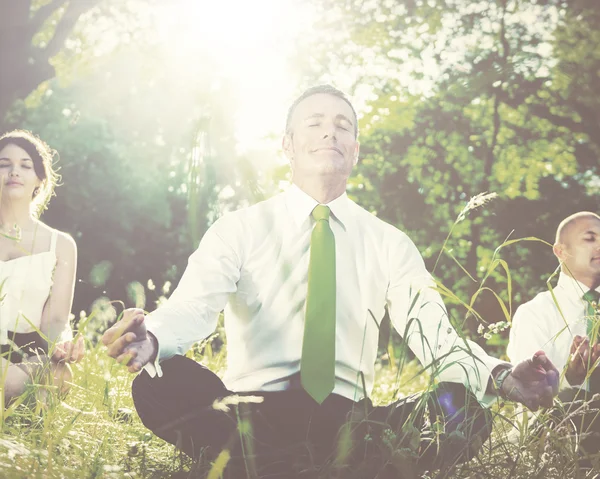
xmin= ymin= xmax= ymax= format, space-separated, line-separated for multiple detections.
xmin=0 ymin=229 xmax=58 ymax=344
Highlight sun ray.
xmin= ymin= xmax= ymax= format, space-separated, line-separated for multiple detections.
xmin=152 ymin=0 xmax=316 ymax=155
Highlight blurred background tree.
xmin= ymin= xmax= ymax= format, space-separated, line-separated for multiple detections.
xmin=0 ymin=0 xmax=281 ymax=316
xmin=289 ymin=0 xmax=600 ymax=354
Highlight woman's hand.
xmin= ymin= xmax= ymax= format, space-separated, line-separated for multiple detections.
xmin=52 ymin=335 xmax=85 ymax=364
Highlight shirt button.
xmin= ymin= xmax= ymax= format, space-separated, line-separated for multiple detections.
xmin=447 ymin=328 xmax=452 ymax=334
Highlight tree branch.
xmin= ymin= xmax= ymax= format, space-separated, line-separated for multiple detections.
xmin=29 ymin=0 xmax=68 ymax=34
xmin=528 ymin=104 xmax=585 ymax=133
xmin=43 ymin=0 xmax=102 ymax=60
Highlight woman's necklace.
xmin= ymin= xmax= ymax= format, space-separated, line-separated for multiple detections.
xmin=0 ymin=223 xmax=22 ymax=242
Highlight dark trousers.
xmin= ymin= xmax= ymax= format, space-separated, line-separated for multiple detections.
xmin=132 ymin=356 xmax=492 ymax=478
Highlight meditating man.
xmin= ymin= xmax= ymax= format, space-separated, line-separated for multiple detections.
xmin=103 ymin=85 xmax=559 ymax=477
xmin=508 ymin=211 xmax=600 ymax=464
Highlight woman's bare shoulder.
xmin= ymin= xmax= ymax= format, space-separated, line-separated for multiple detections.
xmin=34 ymin=221 xmax=77 ymax=257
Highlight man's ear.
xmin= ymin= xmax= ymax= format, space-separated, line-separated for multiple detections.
xmin=282 ymin=133 xmax=293 ymax=162
xmin=553 ymin=242 xmax=566 ymax=261
xmin=353 ymin=141 xmax=360 ymax=166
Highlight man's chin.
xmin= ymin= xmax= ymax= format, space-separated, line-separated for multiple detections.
xmin=587 ymin=266 xmax=600 ymax=280
xmin=316 ymin=162 xmax=353 ymax=175
xmin=590 ymin=260 xmax=600 ymax=271
xmin=296 ymin=164 xmax=352 ymax=182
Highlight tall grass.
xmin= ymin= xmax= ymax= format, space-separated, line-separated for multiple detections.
xmin=1 ymin=294 xmax=595 ymax=478
xmin=0 ymin=331 xmax=433 ymax=479
xmin=1 ymin=193 xmax=599 ymax=478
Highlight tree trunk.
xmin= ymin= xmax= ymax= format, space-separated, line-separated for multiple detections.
xmin=465 ymin=0 xmax=507 ymax=332
xmin=0 ymin=0 xmax=101 ymax=125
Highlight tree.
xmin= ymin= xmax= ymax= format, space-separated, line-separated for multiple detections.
xmin=2 ymin=1 xmax=280 ymax=319
xmin=303 ymin=0 xmax=600 ymax=345
xmin=0 ymin=0 xmax=104 ymax=125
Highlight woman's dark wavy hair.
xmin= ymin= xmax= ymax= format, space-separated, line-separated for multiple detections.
xmin=0 ymin=129 xmax=60 ymax=217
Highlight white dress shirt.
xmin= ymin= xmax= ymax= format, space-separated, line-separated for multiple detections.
xmin=146 ymin=185 xmax=505 ymax=403
xmin=507 ymin=272 xmax=600 ymax=390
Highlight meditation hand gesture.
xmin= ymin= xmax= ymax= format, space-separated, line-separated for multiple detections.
xmin=565 ymin=335 xmax=600 ymax=386
xmin=501 ymin=351 xmax=559 ymax=411
xmin=102 ymin=308 xmax=158 ymax=373
xmin=52 ymin=335 xmax=85 ymax=363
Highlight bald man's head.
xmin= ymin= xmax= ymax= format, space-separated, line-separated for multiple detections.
xmin=555 ymin=212 xmax=600 ymax=245
xmin=553 ymin=212 xmax=600 ymax=288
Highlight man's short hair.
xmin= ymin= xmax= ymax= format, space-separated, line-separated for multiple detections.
xmin=555 ymin=211 xmax=600 ymax=244
xmin=285 ymin=85 xmax=359 ymax=138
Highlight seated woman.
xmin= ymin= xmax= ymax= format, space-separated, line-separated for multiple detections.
xmin=0 ymin=129 xmax=84 ymax=406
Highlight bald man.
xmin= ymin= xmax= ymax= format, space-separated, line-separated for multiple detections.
xmin=507 ymin=211 xmax=600 ymax=464
xmin=508 ymin=212 xmax=600 ymax=391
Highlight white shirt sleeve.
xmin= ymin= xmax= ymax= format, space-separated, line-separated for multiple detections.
xmin=386 ymin=235 xmax=508 ymax=405
xmin=508 ymin=300 xmax=572 ymax=389
xmin=143 ymin=216 xmax=242 ymax=377
xmin=507 ymin=302 xmax=551 ymax=365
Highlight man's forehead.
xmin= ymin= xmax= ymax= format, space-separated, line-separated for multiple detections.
xmin=292 ymin=93 xmax=355 ymax=122
xmin=565 ymin=216 xmax=600 ymax=238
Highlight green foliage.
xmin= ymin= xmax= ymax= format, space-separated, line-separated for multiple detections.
xmin=1 ymin=1 xmax=282 ymax=316
xmin=0 ymin=301 xmax=596 ymax=478
xmin=0 ymin=344 xmax=178 ymax=478
xmin=2 ymin=1 xmax=600 ymax=473
xmin=301 ymin=0 xmax=600 ymax=339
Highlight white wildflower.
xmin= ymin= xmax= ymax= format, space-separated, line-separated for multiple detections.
xmin=457 ymin=192 xmax=498 ymax=223
xmin=495 ymin=321 xmax=509 ymax=332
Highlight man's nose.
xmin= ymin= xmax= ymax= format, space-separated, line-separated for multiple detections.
xmin=322 ymin=126 xmax=336 ymax=140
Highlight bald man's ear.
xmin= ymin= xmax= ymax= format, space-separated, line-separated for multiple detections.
xmin=553 ymin=242 xmax=566 ymax=261
xmin=282 ymin=133 xmax=293 ymax=162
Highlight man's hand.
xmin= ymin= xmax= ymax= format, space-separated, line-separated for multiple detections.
xmin=52 ymin=335 xmax=85 ymax=363
xmin=101 ymin=308 xmax=157 ymax=373
xmin=501 ymin=351 xmax=560 ymax=411
xmin=565 ymin=335 xmax=600 ymax=386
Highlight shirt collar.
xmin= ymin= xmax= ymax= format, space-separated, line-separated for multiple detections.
xmin=556 ymin=272 xmax=600 ymax=299
xmin=284 ymin=183 xmax=351 ymax=230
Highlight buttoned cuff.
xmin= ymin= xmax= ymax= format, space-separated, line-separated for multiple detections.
xmin=141 ymin=331 xmax=161 ymax=378
xmin=143 ymin=320 xmax=178 ymax=378
xmin=475 ymin=357 xmax=512 ymax=408
xmin=435 ymin=340 xmax=510 ymax=407
xmin=143 ymin=358 xmax=162 ymax=378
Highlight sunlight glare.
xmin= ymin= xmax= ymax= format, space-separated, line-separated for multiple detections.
xmin=155 ymin=0 xmax=316 ymax=155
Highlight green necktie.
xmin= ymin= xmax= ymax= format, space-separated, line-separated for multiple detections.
xmin=584 ymin=290 xmax=600 ymax=393
xmin=300 ymin=205 xmax=336 ymax=404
